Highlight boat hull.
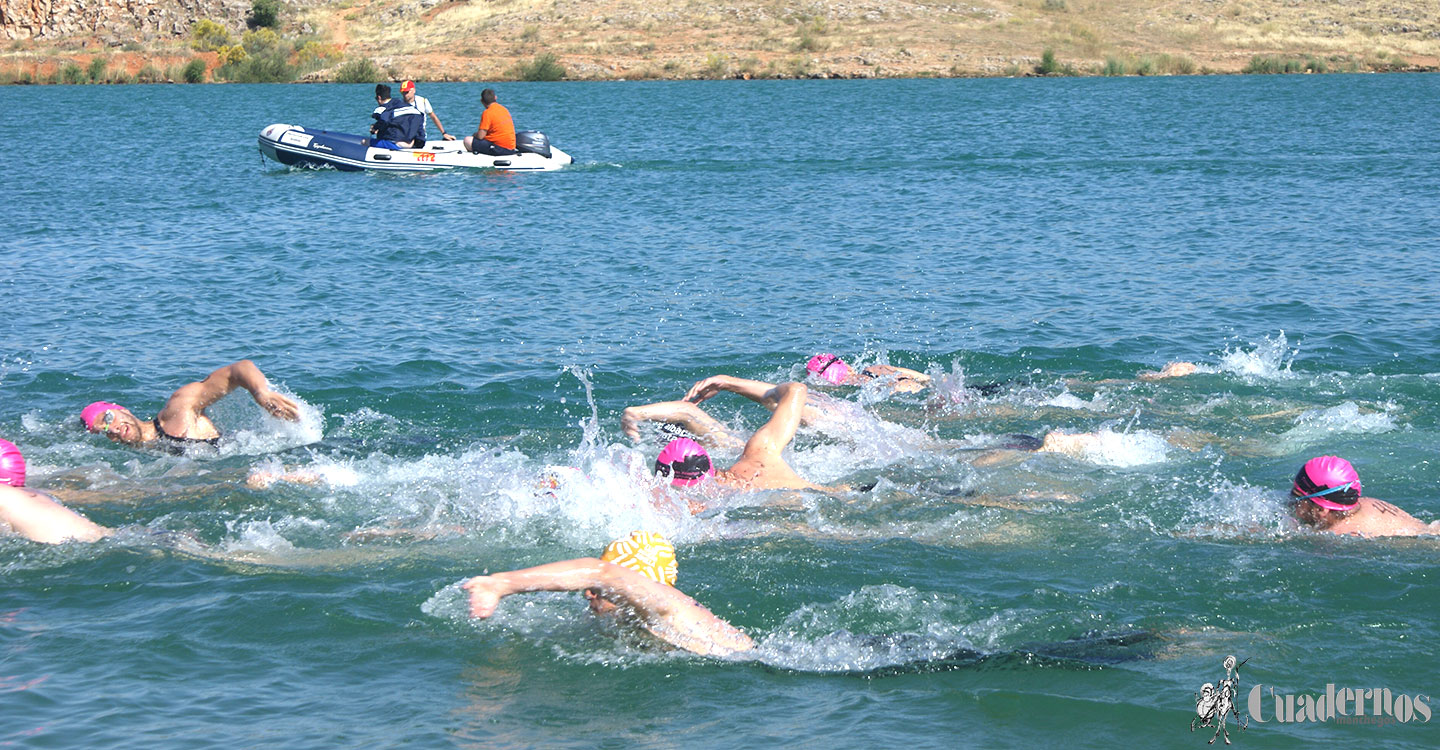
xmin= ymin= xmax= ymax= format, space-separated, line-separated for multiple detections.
xmin=258 ymin=124 xmax=573 ymax=172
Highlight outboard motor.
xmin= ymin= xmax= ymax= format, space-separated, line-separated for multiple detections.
xmin=514 ymin=131 xmax=552 ymax=159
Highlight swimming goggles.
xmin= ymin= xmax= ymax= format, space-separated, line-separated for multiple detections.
xmin=1293 ymin=481 xmax=1359 ymax=509
xmin=91 ymin=410 xmax=118 ymax=432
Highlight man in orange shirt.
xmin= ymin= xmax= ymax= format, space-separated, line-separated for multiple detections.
xmin=464 ymin=88 xmax=517 ymax=156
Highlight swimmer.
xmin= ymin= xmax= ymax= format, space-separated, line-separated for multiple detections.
xmin=463 ymin=530 xmax=753 ymax=657
xmin=1289 ymin=456 xmax=1439 ymax=537
xmin=625 ymin=380 xmax=840 ymax=492
xmin=806 ymin=353 xmax=931 ymax=393
xmin=1137 ymin=361 xmax=1199 ymax=381
xmin=0 ymin=438 xmax=112 ymax=544
xmin=81 ymin=359 xmax=299 ymax=451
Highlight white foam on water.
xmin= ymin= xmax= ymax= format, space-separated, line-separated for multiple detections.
xmin=1279 ymin=401 xmax=1397 ymax=441
xmin=221 ymin=518 xmax=312 ymax=554
xmin=754 ymin=585 xmax=1039 ymax=672
xmin=1042 ymin=427 xmax=1171 ymax=468
xmin=1217 ymin=331 xmax=1298 ymax=380
xmin=1043 ymin=390 xmax=1110 ymax=411
xmin=216 ymin=389 xmax=324 ymax=456
xmin=927 ymin=360 xmax=981 ymax=408
xmin=1178 ymin=479 xmax=1293 ymax=539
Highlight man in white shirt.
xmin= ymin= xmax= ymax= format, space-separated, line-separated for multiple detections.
xmin=401 ymin=80 xmax=456 ymax=144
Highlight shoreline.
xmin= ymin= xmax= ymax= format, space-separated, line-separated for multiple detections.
xmin=3 ymin=50 xmax=1436 ymax=86
xmin=4 ymin=0 xmax=1437 ymax=86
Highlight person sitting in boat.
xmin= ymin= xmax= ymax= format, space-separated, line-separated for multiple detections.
xmin=463 ymin=88 xmax=517 ymax=156
xmin=80 ymin=359 xmax=299 ymax=454
xmin=400 ymin=80 xmax=456 ymax=143
xmin=370 ymin=84 xmax=425 ymax=150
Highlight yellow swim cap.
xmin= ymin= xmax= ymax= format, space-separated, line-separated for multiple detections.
xmin=601 ymin=531 xmax=677 ymax=586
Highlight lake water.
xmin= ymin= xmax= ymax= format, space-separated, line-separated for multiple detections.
xmin=3 ymin=74 xmax=1439 ymax=748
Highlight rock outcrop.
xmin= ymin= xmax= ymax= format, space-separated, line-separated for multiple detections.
xmin=0 ymin=0 xmax=248 ymax=41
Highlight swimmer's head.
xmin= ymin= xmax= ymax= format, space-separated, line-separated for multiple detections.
xmin=806 ymin=353 xmax=850 ymax=385
xmin=0 ymin=438 xmax=25 ymax=487
xmin=1291 ymin=456 xmax=1361 ymax=526
xmin=81 ymin=401 xmax=145 ymax=444
xmin=586 ymin=530 xmax=678 ymax=614
xmin=535 ymin=465 xmax=584 ymax=498
xmin=601 ymin=530 xmax=678 ymax=586
xmin=654 ymin=438 xmax=712 ymax=487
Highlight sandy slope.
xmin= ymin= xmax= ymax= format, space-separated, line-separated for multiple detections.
xmin=311 ymin=0 xmax=1440 ymax=80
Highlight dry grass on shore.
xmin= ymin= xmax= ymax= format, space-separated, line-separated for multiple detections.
xmin=3 ymin=0 xmax=1438 ymax=82
xmin=319 ymin=0 xmax=1440 ymax=81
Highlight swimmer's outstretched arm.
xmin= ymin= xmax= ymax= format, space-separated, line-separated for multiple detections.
xmin=0 ymin=486 xmax=112 ymax=544
xmin=1137 ymin=362 xmax=1198 ymax=381
xmin=621 ymin=401 xmax=745 ymax=450
xmin=463 ymin=558 xmax=755 ymax=657
xmin=684 ymin=375 xmax=828 ymax=425
xmin=740 ymin=382 xmax=808 ymax=461
xmin=160 ymin=359 xmax=300 ymax=424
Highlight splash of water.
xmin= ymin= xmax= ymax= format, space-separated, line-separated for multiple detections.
xmin=1218 ymin=331 xmax=1298 ymax=380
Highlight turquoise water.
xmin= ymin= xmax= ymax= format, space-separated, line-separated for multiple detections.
xmin=3 ymin=75 xmax=1439 ymax=748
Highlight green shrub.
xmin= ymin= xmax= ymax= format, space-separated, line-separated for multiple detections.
xmin=511 ymin=52 xmax=565 ymax=81
xmin=333 ymin=56 xmax=380 ymax=83
xmin=183 ymin=57 xmax=207 ymax=83
xmin=1035 ymin=48 xmax=1075 ymax=75
xmin=1102 ymin=56 xmax=1126 ymax=76
xmin=217 ymin=52 xmax=295 ymax=83
xmin=214 ymin=29 xmax=296 ymax=83
xmin=704 ymin=52 xmax=728 ymax=77
xmin=241 ymin=28 xmax=281 ymax=55
xmin=191 ymin=19 xmax=233 ymax=52
xmin=136 ymin=63 xmax=162 ymax=82
xmin=1157 ymin=53 xmax=1196 ymax=74
xmin=1042 ymin=0 xmax=1067 ymax=10
xmin=217 ymin=44 xmax=248 ymax=66
xmin=248 ymin=0 xmax=281 ymax=29
xmin=61 ymin=62 xmax=85 ymax=84
xmin=795 ymin=27 xmax=828 ymax=52
xmin=87 ymin=56 xmax=107 ymax=82
xmin=297 ymin=40 xmax=341 ymax=70
xmin=1243 ymin=55 xmax=1322 ymax=74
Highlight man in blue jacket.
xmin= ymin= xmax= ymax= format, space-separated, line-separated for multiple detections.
xmin=370 ymin=83 xmax=424 ymax=149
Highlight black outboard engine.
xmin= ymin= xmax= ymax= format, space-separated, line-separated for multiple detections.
xmin=514 ymin=131 xmax=552 ymax=159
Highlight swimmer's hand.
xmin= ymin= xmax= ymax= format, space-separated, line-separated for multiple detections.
xmin=621 ymin=407 xmax=644 ymax=440
xmin=463 ymin=576 xmax=504 ymax=618
xmin=256 ymin=389 xmax=301 ymax=421
xmin=684 ymin=375 xmax=733 ymax=404
xmin=1138 ymin=361 xmax=1198 ymax=381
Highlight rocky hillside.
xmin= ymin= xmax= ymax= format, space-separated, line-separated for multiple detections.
xmin=3 ymin=0 xmax=1438 ymax=79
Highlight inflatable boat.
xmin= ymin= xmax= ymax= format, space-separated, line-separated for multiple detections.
xmin=257 ymin=124 xmax=573 ymax=172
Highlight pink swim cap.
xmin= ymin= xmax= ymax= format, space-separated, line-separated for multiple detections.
xmin=0 ymin=438 xmax=25 ymax=487
xmin=1292 ymin=455 xmax=1362 ymax=511
xmin=806 ymin=354 xmax=850 ymax=385
xmin=81 ymin=401 xmax=126 ymax=432
xmin=654 ymin=437 xmax=713 ymax=487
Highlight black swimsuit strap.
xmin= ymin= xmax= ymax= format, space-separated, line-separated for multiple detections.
xmin=152 ymin=418 xmax=221 ymax=447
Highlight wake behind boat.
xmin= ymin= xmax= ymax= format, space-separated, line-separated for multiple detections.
xmin=258 ymin=124 xmax=573 ymax=172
